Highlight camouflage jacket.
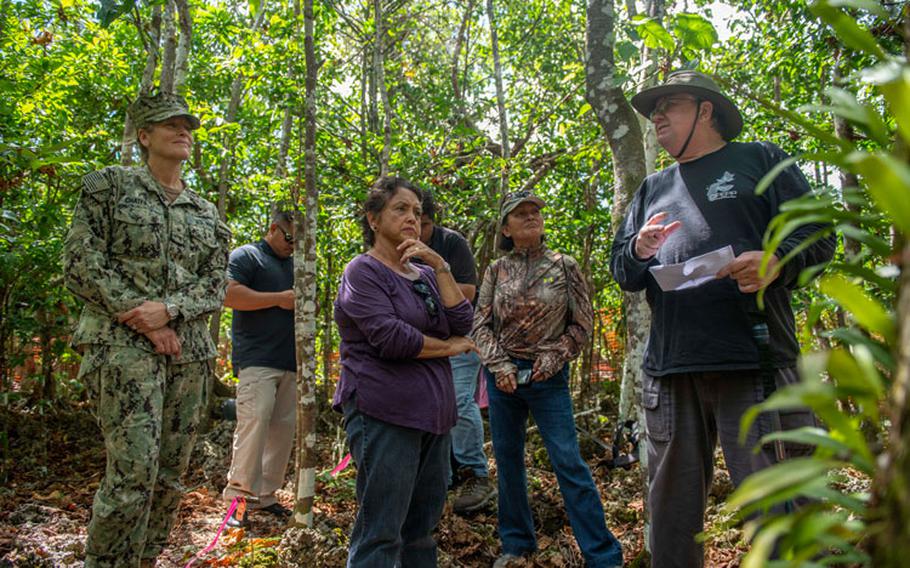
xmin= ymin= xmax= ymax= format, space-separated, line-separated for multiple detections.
xmin=472 ymin=244 xmax=594 ymax=380
xmin=64 ymin=166 xmax=231 ymax=362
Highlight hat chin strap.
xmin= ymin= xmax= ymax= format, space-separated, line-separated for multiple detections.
xmin=672 ymin=100 xmax=702 ymax=159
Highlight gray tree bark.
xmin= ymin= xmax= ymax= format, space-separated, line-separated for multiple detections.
xmin=120 ymin=5 xmax=162 ymax=166
xmin=584 ymin=0 xmax=651 ymax=549
xmin=374 ymin=0 xmax=392 ymax=175
xmin=486 ymin=0 xmax=510 ymax=195
xmin=291 ymin=0 xmax=320 ymax=528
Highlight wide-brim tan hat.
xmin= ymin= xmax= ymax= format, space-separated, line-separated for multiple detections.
xmin=631 ymin=70 xmax=742 ymax=141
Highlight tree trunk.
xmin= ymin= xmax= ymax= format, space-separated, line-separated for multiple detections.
xmin=173 ymin=0 xmax=192 ymax=93
xmin=121 ymin=5 xmax=162 ymax=166
xmin=832 ymin=50 xmax=861 ymax=259
xmin=158 ymin=0 xmax=178 ymax=94
xmin=871 ymin=241 xmax=910 ymax=565
xmin=291 ymin=0 xmax=319 ymax=528
xmin=486 ymin=0 xmax=510 ymax=194
xmin=585 ymin=0 xmax=651 ymax=550
xmin=374 ymin=0 xmax=392 ymax=175
xmin=870 ymin=11 xmax=910 ymax=563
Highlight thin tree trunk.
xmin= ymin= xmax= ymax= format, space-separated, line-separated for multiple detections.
xmin=173 ymin=0 xmax=192 ymax=92
xmin=870 ymin=11 xmax=910 ymax=562
xmin=374 ymin=0 xmax=392 ymax=175
xmin=872 ymin=241 xmax=910 ymax=565
xmin=833 ymin=50 xmax=861 ymax=259
xmin=486 ymin=0 xmax=510 ymax=194
xmin=159 ymin=0 xmax=178 ymax=94
xmin=585 ymin=0 xmax=651 ymax=551
xmin=292 ymin=0 xmax=319 ymax=528
xmin=121 ymin=5 xmax=162 ymax=166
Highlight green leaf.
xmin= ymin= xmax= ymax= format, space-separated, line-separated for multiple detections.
xmin=826 ymin=328 xmax=894 ymax=371
xmin=633 ymin=17 xmax=675 ymax=52
xmin=846 ymin=150 xmax=910 ymax=235
xmin=864 ymin=62 xmax=910 ymax=147
xmin=97 ymin=0 xmax=136 ymax=28
xmin=615 ymin=40 xmax=639 ymax=62
xmin=818 ymin=273 xmax=896 ymax=344
xmin=755 ymin=155 xmax=799 ymax=196
xmin=827 ymin=0 xmax=888 ymax=18
xmin=809 ymin=1 xmax=886 ymax=59
xmin=671 ymin=13 xmax=717 ymax=51
xmin=727 ymin=458 xmax=835 ymax=510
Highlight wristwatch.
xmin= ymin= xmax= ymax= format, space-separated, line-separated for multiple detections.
xmin=434 ymin=261 xmax=451 ymax=275
xmin=165 ymin=302 xmax=179 ymax=321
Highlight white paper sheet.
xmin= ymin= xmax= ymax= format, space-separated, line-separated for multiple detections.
xmin=648 ymin=245 xmax=735 ymax=292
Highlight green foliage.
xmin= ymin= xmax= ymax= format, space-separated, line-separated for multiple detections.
xmin=722 ymin=1 xmax=909 ymax=565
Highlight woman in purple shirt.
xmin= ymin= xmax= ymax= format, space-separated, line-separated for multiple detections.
xmin=333 ymin=177 xmax=476 ymax=567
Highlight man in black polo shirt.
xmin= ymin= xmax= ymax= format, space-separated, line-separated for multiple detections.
xmin=222 ymin=207 xmax=296 ymax=526
xmin=610 ymin=71 xmax=835 ymax=567
xmin=420 ymin=191 xmax=496 ymax=514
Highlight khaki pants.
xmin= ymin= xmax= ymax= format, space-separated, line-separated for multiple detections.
xmin=223 ymin=366 xmax=297 ymax=508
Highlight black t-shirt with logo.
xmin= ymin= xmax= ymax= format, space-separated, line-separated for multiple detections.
xmin=610 ymin=141 xmax=835 ymax=376
xmin=229 ymin=240 xmax=296 ymax=373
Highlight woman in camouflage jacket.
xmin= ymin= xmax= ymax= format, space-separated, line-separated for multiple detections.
xmin=473 ymin=191 xmax=623 ymax=568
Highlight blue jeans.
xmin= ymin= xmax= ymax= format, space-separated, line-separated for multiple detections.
xmin=343 ymin=399 xmax=450 ymax=568
xmin=485 ymin=361 xmax=623 ymax=567
xmin=450 ymin=351 xmax=488 ymax=478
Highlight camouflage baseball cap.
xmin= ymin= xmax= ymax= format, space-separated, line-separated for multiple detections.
xmin=128 ymin=92 xmax=200 ymax=130
xmin=499 ymin=190 xmax=547 ymax=226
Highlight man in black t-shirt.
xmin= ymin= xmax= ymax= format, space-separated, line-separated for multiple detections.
xmin=610 ymin=71 xmax=835 ymax=567
xmin=419 ymin=191 xmax=496 ymax=514
xmin=222 ymin=207 xmax=297 ymax=527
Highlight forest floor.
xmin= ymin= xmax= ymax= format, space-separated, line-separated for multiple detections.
xmin=0 ymin=402 xmax=748 ymax=567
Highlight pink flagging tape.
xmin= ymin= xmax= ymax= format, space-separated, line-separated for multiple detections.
xmin=330 ymin=453 xmax=352 ymax=477
xmin=183 ymin=496 xmax=241 ymax=568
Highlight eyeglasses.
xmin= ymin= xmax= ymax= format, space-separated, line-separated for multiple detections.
xmin=649 ymin=96 xmax=702 ymax=119
xmin=277 ymin=225 xmax=294 ymax=244
xmin=412 ymin=279 xmax=438 ymax=317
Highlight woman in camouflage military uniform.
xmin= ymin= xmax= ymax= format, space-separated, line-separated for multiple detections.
xmin=64 ymin=92 xmax=230 ymax=568
xmin=473 ymin=191 xmax=623 ymax=568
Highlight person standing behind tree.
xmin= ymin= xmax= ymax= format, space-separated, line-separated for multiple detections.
xmin=418 ymin=190 xmax=497 ymax=514
xmin=221 ymin=206 xmax=297 ymax=528
xmin=610 ymin=70 xmax=835 ymax=568
xmin=64 ymin=91 xmax=230 ymax=568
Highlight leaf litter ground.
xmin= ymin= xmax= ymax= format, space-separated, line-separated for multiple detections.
xmin=0 ymin=404 xmax=750 ymax=567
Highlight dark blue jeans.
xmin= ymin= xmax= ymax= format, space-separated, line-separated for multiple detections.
xmin=485 ymin=361 xmax=623 ymax=567
xmin=343 ymin=399 xmax=450 ymax=568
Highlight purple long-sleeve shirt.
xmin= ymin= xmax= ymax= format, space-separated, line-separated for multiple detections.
xmin=332 ymin=254 xmax=474 ymax=434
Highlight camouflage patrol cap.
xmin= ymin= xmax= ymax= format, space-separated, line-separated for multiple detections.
xmin=499 ymin=190 xmax=547 ymax=226
xmin=128 ymin=92 xmax=200 ymax=130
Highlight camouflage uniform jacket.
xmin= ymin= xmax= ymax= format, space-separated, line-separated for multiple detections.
xmin=64 ymin=165 xmax=231 ymax=362
xmin=472 ymin=244 xmax=594 ymax=381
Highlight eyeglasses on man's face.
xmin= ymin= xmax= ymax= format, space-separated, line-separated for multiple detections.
xmin=277 ymin=225 xmax=294 ymax=244
xmin=412 ymin=279 xmax=439 ymax=317
xmin=649 ymin=96 xmax=702 ymax=120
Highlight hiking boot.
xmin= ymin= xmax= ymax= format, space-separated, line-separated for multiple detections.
xmin=453 ymin=472 xmax=496 ymax=514
xmin=492 ymin=553 xmax=522 ymax=567
xmin=226 ymin=508 xmax=249 ymax=528
xmin=260 ymin=502 xmax=292 ymax=519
